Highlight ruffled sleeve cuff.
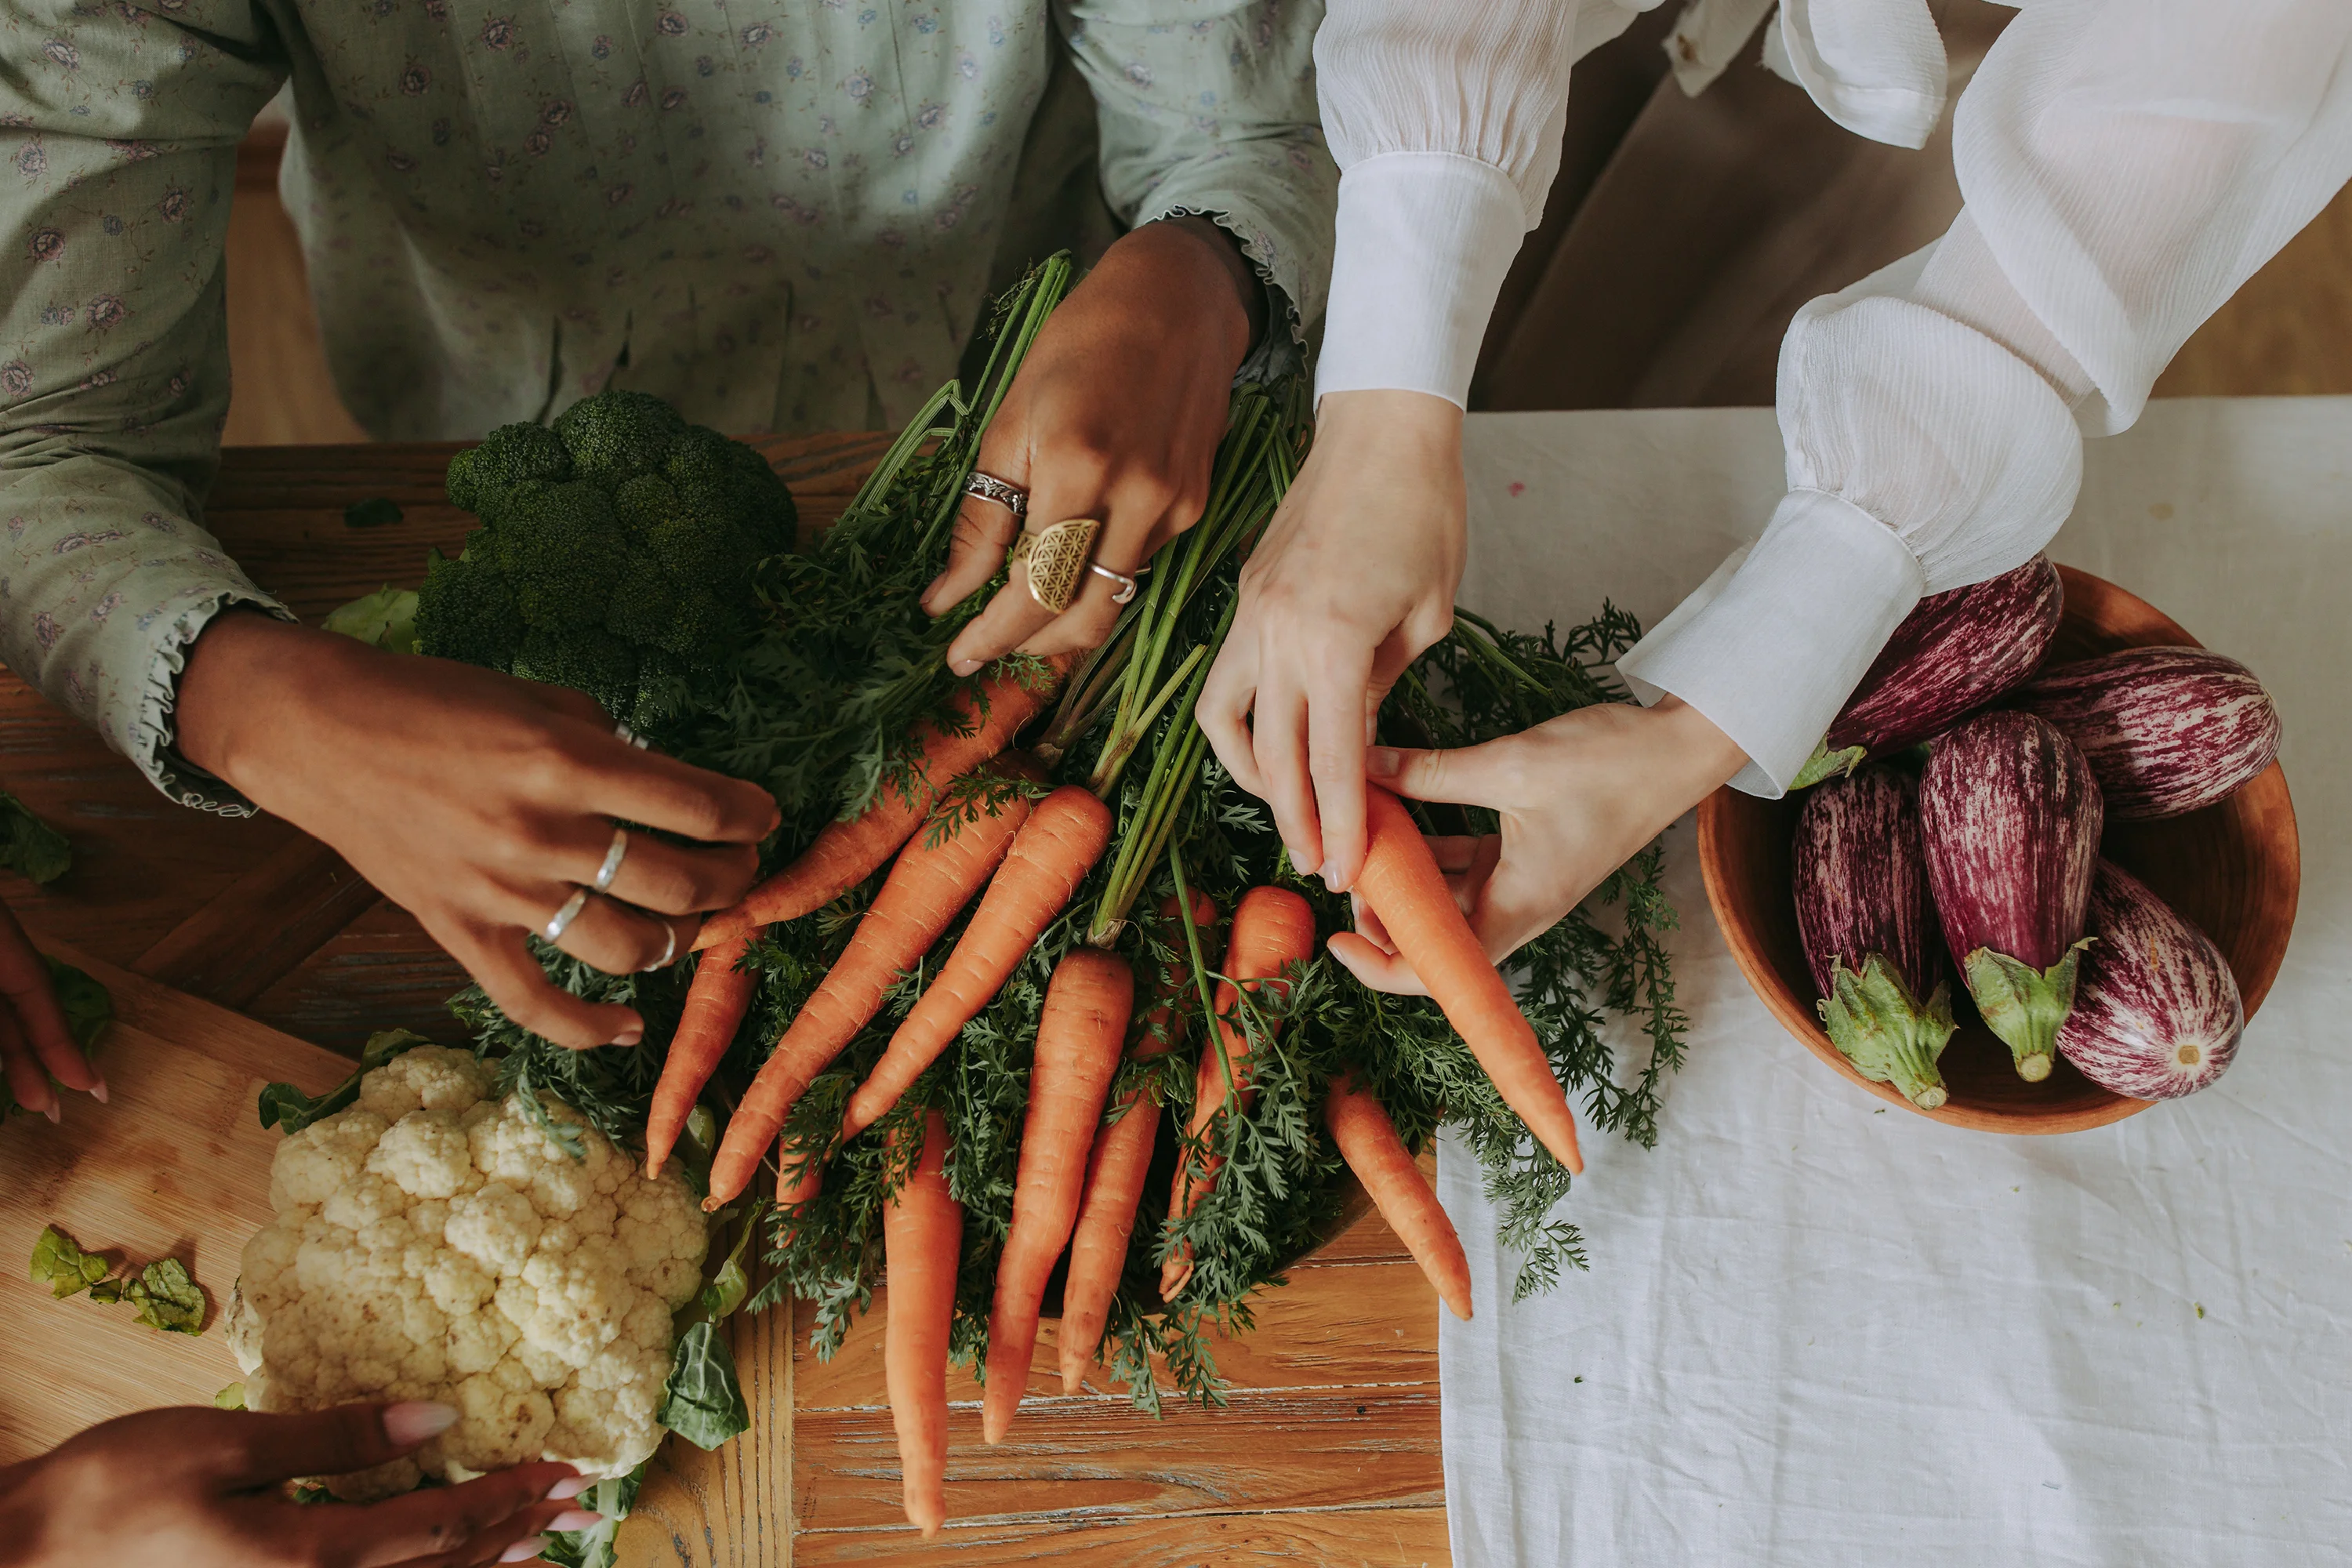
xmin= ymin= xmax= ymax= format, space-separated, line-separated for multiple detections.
xmin=1314 ymin=152 xmax=1529 ymax=408
xmin=1616 ymin=488 xmax=1926 ymax=797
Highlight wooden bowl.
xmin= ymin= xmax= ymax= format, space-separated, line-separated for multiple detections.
xmin=1697 ymin=564 xmax=2302 ymax=1134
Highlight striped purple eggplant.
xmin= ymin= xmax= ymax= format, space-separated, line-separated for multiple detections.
xmin=1917 ymin=710 xmax=2103 ymax=1082
xmin=1791 ymin=767 xmax=1955 ymax=1109
xmin=2013 ymin=645 xmax=2281 ymax=821
xmin=2055 ymin=861 xmax=2242 ymax=1099
xmin=1792 ymin=555 xmax=2063 ymax=789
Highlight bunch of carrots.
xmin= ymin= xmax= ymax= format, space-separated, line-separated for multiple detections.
xmin=635 ymin=643 xmax=1587 ymax=1534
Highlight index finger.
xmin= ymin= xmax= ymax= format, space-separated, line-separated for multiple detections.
xmin=570 ymin=741 xmax=779 ymax=845
xmin=0 ymin=901 xmax=98 ymax=1094
xmin=314 ymin=1463 xmax=578 ymax=1568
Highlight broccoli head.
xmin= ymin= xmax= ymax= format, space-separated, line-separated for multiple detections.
xmin=554 ymin=390 xmax=686 ymax=481
xmin=414 ymin=550 xmax=523 ymax=670
xmin=444 ymin=422 xmax=572 ymax=514
xmin=428 ymin=390 xmax=796 ymax=723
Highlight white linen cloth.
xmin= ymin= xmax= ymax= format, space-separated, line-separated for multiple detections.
xmin=1438 ymin=397 xmax=2352 ymax=1567
xmin=1315 ymin=0 xmax=2352 ymax=794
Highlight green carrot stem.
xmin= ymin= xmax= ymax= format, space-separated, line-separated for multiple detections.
xmin=1089 ymin=644 xmax=1208 ymax=798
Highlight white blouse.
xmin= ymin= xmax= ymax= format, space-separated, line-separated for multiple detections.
xmin=1316 ymin=0 xmax=2352 ymax=796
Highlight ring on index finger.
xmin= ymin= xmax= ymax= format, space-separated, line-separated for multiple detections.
xmin=963 ymin=470 xmax=1028 ymax=517
xmin=591 ymin=829 xmax=630 ymax=894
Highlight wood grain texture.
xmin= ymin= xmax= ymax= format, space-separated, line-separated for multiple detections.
xmin=791 ymin=1205 xmax=1446 ymax=1562
xmin=1697 ymin=565 xmax=2301 ymax=1134
xmin=0 ymin=942 xmax=350 ymax=1462
xmin=132 ymin=836 xmax=380 ymax=1008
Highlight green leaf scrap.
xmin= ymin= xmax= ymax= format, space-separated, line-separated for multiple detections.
xmin=31 ymin=1225 xmax=111 ymax=1299
xmin=125 ymin=1257 xmax=207 ymax=1334
xmin=343 ymin=497 xmax=406 ymax=529
xmin=0 ymin=790 xmax=71 ymax=885
xmin=658 ymin=1320 xmax=750 ymax=1450
xmin=322 ymin=586 xmax=421 ymax=655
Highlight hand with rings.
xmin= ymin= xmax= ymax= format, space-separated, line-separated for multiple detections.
xmin=920 ymin=215 xmax=1266 ymax=672
xmin=172 ymin=612 xmax=779 ymax=1051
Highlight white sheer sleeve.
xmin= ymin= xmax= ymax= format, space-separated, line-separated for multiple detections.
xmin=1617 ymin=0 xmax=2352 ymax=796
xmin=1312 ymin=0 xmax=1647 ymax=407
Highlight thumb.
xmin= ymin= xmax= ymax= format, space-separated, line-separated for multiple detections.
xmin=1364 ymin=737 xmax=1514 ymax=812
xmin=209 ymin=1400 xmax=457 ymax=1489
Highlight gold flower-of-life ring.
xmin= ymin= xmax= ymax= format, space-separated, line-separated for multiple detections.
xmin=1007 ymin=517 xmax=1102 ymax=614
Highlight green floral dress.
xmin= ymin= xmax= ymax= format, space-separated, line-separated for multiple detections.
xmin=0 ymin=0 xmax=1335 ymax=809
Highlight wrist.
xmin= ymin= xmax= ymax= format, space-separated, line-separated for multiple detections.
xmin=1151 ymin=215 xmax=1266 ymax=353
xmin=1316 ymin=388 xmax=1463 ymax=459
xmin=1651 ymin=695 xmax=1751 ymax=797
xmin=174 ymin=612 xmax=344 ymax=788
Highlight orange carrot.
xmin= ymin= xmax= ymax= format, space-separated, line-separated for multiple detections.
xmin=1324 ymin=1069 xmax=1472 ymax=1322
xmin=1057 ymin=889 xmax=1218 ymax=1393
xmin=980 ymin=947 xmax=1134 ymax=1444
xmin=1356 ymin=785 xmax=1583 ymax=1174
xmin=703 ymin=784 xmax=1037 ymax=1208
xmin=694 ymin=661 xmax=1068 ymax=954
xmin=883 ymin=1108 xmax=962 ymax=1538
xmin=1159 ymin=885 xmax=1318 ymax=1302
xmin=844 ymin=786 xmax=1114 ymax=1140
xmin=644 ymin=931 xmax=758 ymax=1178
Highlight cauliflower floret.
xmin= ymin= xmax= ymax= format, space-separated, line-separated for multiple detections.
xmin=357 ymin=1045 xmax=495 ymax=1121
xmin=368 ymin=1110 xmax=482 ymax=1200
xmin=232 ymin=1051 xmax=710 ymax=1498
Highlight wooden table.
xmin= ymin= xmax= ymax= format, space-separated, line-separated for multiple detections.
xmin=0 ymin=438 xmax=1448 ymax=1566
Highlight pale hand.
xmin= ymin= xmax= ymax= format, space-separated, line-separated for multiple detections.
xmin=175 ymin=615 xmax=778 ymax=1049
xmin=0 ymin=892 xmax=103 ymax=1120
xmin=0 ymin=1402 xmax=593 ymax=1568
xmin=923 ymin=216 xmax=1262 ymax=669
xmin=1329 ymin=698 xmax=1748 ymax=994
xmin=1199 ymin=388 xmax=1467 ymax=895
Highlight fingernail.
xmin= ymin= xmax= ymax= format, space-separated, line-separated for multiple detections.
xmin=499 ymin=1537 xmax=550 ymax=1564
xmin=612 ymin=1026 xmax=644 ymax=1047
xmin=949 ymin=657 xmax=982 ymax=677
xmin=548 ymin=1511 xmax=604 ymax=1532
xmin=42 ymin=1098 xmax=60 ymax=1125
xmin=89 ymin=1076 xmax=108 ymax=1105
xmin=1366 ymin=746 xmax=1402 ymax=779
xmin=545 ymin=1474 xmax=591 ymax=1501
xmin=1323 ymin=869 xmax=1347 ymax=895
xmin=1289 ymin=848 xmax=1320 ymax=880
xmin=383 ymin=1400 xmax=459 ymax=1446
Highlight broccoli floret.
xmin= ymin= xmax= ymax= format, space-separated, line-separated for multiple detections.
xmin=604 ymin=555 xmax=682 ymax=648
xmin=445 ymin=423 xmax=572 ymax=514
xmin=612 ymin=474 xmax=683 ymax=544
xmin=496 ymin=481 xmax=629 ymax=631
xmin=627 ymin=646 xmax=691 ymax=732
xmin=414 ymin=551 xmax=523 ymax=670
xmin=554 ymin=390 xmax=686 ymax=481
xmin=647 ymin=510 xmax=758 ymax=589
xmin=666 ymin=429 xmax=797 ymax=557
xmin=510 ymin=627 xmax=640 ymax=716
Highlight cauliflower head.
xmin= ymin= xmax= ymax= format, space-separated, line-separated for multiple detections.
xmin=227 ymin=1047 xmax=708 ymax=1500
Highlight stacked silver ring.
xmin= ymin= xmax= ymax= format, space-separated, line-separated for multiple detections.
xmin=543 ymin=888 xmax=590 ymax=943
xmin=614 ymin=720 xmax=650 ymax=750
xmin=962 ymin=470 xmax=1028 ymax=517
xmin=592 ymin=828 xmax=630 ymax=893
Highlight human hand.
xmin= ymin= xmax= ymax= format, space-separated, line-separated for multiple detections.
xmin=1198 ymin=389 xmax=1466 ymax=895
xmin=0 ymin=895 xmax=103 ymax=1120
xmin=174 ymin=614 xmax=778 ymax=1049
xmin=922 ymin=216 xmax=1262 ymax=671
xmin=1327 ymin=698 xmax=1747 ymax=993
xmin=0 ymin=1401 xmax=594 ymax=1568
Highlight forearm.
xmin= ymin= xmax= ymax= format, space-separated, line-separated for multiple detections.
xmin=1619 ymin=0 xmax=2352 ymax=795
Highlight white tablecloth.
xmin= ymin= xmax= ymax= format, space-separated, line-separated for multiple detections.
xmin=1439 ymin=398 xmax=2352 ymax=1568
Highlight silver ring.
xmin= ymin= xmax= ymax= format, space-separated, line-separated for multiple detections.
xmin=614 ymin=720 xmax=649 ymax=750
xmin=1090 ymin=561 xmax=1139 ymax=605
xmin=592 ymin=828 xmax=630 ymax=894
xmin=962 ymin=470 xmax=1027 ymax=517
xmin=643 ymin=920 xmax=679 ymax=971
xmin=543 ymin=887 xmax=590 ymax=944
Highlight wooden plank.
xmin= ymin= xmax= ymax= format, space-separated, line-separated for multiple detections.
xmin=793 ymin=1384 xmax=1443 ymax=1537
xmin=132 ymin=836 xmax=382 ymax=1009
xmin=794 ymin=1504 xmax=1450 ymax=1567
xmin=0 ymin=941 xmax=350 ymax=1461
xmin=240 ymin=898 xmax=474 ymax=1054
